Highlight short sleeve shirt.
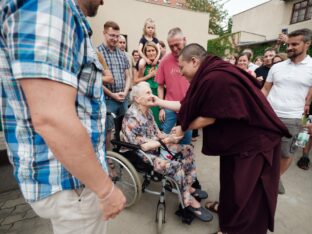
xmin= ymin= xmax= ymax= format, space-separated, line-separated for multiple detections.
xmin=0 ymin=0 xmax=107 ymax=202
xmin=266 ymin=56 xmax=312 ymax=118
xmin=139 ymin=36 xmax=159 ymax=48
xmin=155 ymin=53 xmax=189 ymax=101
xmin=97 ymin=44 xmax=130 ymax=98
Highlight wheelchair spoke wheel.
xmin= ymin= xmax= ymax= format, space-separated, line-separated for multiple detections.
xmin=106 ymin=151 xmax=142 ymax=208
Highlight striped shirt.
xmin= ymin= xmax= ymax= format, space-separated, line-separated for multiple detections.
xmin=97 ymin=43 xmax=130 ymax=98
xmin=0 ymin=0 xmax=107 ymax=202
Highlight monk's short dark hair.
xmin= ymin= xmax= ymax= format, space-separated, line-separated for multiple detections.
xmin=104 ymin=21 xmax=120 ymax=31
xmin=288 ymin=28 xmax=312 ymax=42
xmin=179 ymin=43 xmax=207 ymax=62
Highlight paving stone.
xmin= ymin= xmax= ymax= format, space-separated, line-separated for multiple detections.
xmin=0 ymin=190 xmax=20 ymax=202
xmin=14 ymin=204 xmax=31 ymax=215
xmin=23 ymin=209 xmax=37 ymax=219
xmin=2 ymin=213 xmax=25 ymax=225
xmin=0 ymin=207 xmax=15 ymax=219
xmin=0 ymin=223 xmax=13 ymax=232
xmin=2 ymin=197 xmax=25 ymax=209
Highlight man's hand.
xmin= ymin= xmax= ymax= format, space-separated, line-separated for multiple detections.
xmin=256 ymin=76 xmax=264 ymax=82
xmin=112 ymin=92 xmax=126 ymax=102
xmin=277 ymin=33 xmax=288 ymax=45
xmin=304 ymin=105 xmax=310 ymax=116
xmin=99 ymin=185 xmax=126 ymax=220
xmin=159 ymin=109 xmax=165 ymax=122
xmin=306 ymin=123 xmax=312 ymax=134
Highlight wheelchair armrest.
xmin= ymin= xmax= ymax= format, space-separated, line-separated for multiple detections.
xmin=111 ymin=139 xmax=141 ymax=150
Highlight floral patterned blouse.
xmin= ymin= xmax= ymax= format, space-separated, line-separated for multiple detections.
xmin=122 ymin=104 xmax=160 ymax=148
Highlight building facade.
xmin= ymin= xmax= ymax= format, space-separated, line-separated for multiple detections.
xmin=232 ymin=0 xmax=312 ymax=45
xmin=89 ymin=0 xmax=209 ymax=53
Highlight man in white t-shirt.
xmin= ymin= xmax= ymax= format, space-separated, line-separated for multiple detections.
xmin=262 ymin=28 xmax=312 ymax=194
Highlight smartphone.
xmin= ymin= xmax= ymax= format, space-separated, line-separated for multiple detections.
xmin=282 ymin=28 xmax=288 ymax=35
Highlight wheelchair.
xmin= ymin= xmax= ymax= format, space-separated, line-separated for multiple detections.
xmin=106 ymin=113 xmax=203 ymax=233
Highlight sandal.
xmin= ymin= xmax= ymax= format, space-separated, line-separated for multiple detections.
xmin=191 ymin=188 xmax=208 ymax=199
xmin=205 ymin=200 xmax=219 ymax=213
xmin=186 ymin=206 xmax=213 ymax=222
xmin=297 ymin=156 xmax=310 ymax=170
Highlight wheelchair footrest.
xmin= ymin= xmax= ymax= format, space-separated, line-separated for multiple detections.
xmin=175 ymin=205 xmax=195 ymax=225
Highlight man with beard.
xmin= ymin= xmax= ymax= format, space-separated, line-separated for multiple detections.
xmin=153 ymin=43 xmax=290 ymax=234
xmin=255 ymin=48 xmax=276 ymax=87
xmin=262 ymin=28 xmax=312 ymax=194
xmin=0 ymin=0 xmax=125 ymax=233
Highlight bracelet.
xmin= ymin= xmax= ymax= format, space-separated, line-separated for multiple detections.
xmin=99 ymin=183 xmax=115 ymax=202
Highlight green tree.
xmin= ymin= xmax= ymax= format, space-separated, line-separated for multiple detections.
xmin=185 ymin=0 xmax=228 ymax=35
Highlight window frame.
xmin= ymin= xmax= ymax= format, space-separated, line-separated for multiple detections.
xmin=290 ymin=0 xmax=312 ymax=24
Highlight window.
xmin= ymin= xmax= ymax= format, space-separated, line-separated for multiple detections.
xmin=290 ymin=0 xmax=312 ymax=24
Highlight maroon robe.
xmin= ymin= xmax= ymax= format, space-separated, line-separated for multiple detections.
xmin=179 ymin=56 xmax=291 ymax=234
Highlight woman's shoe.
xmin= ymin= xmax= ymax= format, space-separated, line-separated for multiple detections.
xmin=186 ymin=206 xmax=213 ymax=222
xmin=191 ymin=188 xmax=208 ymax=199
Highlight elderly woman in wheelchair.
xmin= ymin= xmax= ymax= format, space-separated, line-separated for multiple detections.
xmin=121 ymin=82 xmax=212 ymax=222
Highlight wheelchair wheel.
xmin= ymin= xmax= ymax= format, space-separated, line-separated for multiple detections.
xmin=156 ymin=204 xmax=165 ymax=234
xmin=106 ymin=151 xmax=142 ymax=208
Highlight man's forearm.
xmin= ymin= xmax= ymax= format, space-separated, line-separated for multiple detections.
xmin=34 ymin=114 xmax=112 ymax=198
xmin=188 ymin=117 xmax=216 ymax=130
xmin=158 ymin=85 xmax=164 ymax=100
xmin=103 ymin=86 xmax=115 ymax=99
xmin=124 ymin=69 xmax=131 ymax=95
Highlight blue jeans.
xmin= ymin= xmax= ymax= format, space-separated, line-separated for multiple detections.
xmin=162 ymin=109 xmax=192 ymax=145
xmin=106 ymin=99 xmax=128 ymax=131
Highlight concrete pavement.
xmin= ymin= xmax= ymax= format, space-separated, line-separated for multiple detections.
xmin=0 ymin=135 xmax=311 ymax=234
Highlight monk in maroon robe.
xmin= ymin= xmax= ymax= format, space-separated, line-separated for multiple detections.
xmin=154 ymin=44 xmax=291 ymax=234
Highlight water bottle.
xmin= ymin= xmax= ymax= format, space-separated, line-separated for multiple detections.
xmin=295 ymin=127 xmax=310 ymax=148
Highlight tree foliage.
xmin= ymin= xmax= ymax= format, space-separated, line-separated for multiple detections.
xmin=185 ymin=0 xmax=229 ymax=35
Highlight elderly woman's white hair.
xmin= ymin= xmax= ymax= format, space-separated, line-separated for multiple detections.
xmin=130 ymin=82 xmax=150 ymax=102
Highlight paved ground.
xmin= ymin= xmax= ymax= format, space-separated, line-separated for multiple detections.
xmin=0 ymin=135 xmax=312 ymax=234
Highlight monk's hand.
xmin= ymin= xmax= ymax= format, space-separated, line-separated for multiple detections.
xmin=98 ymin=183 xmax=126 ymax=220
xmin=171 ymin=126 xmax=184 ymax=141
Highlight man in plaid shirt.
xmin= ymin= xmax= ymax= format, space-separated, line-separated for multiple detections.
xmin=97 ymin=21 xmax=132 ymax=148
xmin=0 ymin=0 xmax=125 ymax=233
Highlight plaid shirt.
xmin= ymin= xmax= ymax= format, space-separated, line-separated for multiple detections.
xmin=0 ymin=0 xmax=107 ymax=202
xmin=97 ymin=44 xmax=130 ymax=98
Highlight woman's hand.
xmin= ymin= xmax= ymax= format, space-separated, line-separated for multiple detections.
xmin=140 ymin=140 xmax=161 ymax=151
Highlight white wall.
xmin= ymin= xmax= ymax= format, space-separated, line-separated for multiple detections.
xmin=232 ymin=0 xmax=312 ymax=42
xmin=88 ymin=0 xmax=209 ymax=53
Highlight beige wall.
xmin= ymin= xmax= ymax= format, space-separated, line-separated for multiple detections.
xmin=239 ymin=31 xmax=266 ymax=43
xmin=232 ymin=0 xmax=312 ymax=42
xmin=88 ymin=0 xmax=209 ymax=53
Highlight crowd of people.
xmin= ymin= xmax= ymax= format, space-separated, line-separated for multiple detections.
xmin=1 ymin=1 xmax=312 ymax=234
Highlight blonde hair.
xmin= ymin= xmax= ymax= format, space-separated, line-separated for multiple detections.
xmin=143 ymin=41 xmax=159 ymax=57
xmin=142 ymin=18 xmax=156 ymax=37
xmin=130 ymin=82 xmax=150 ymax=103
